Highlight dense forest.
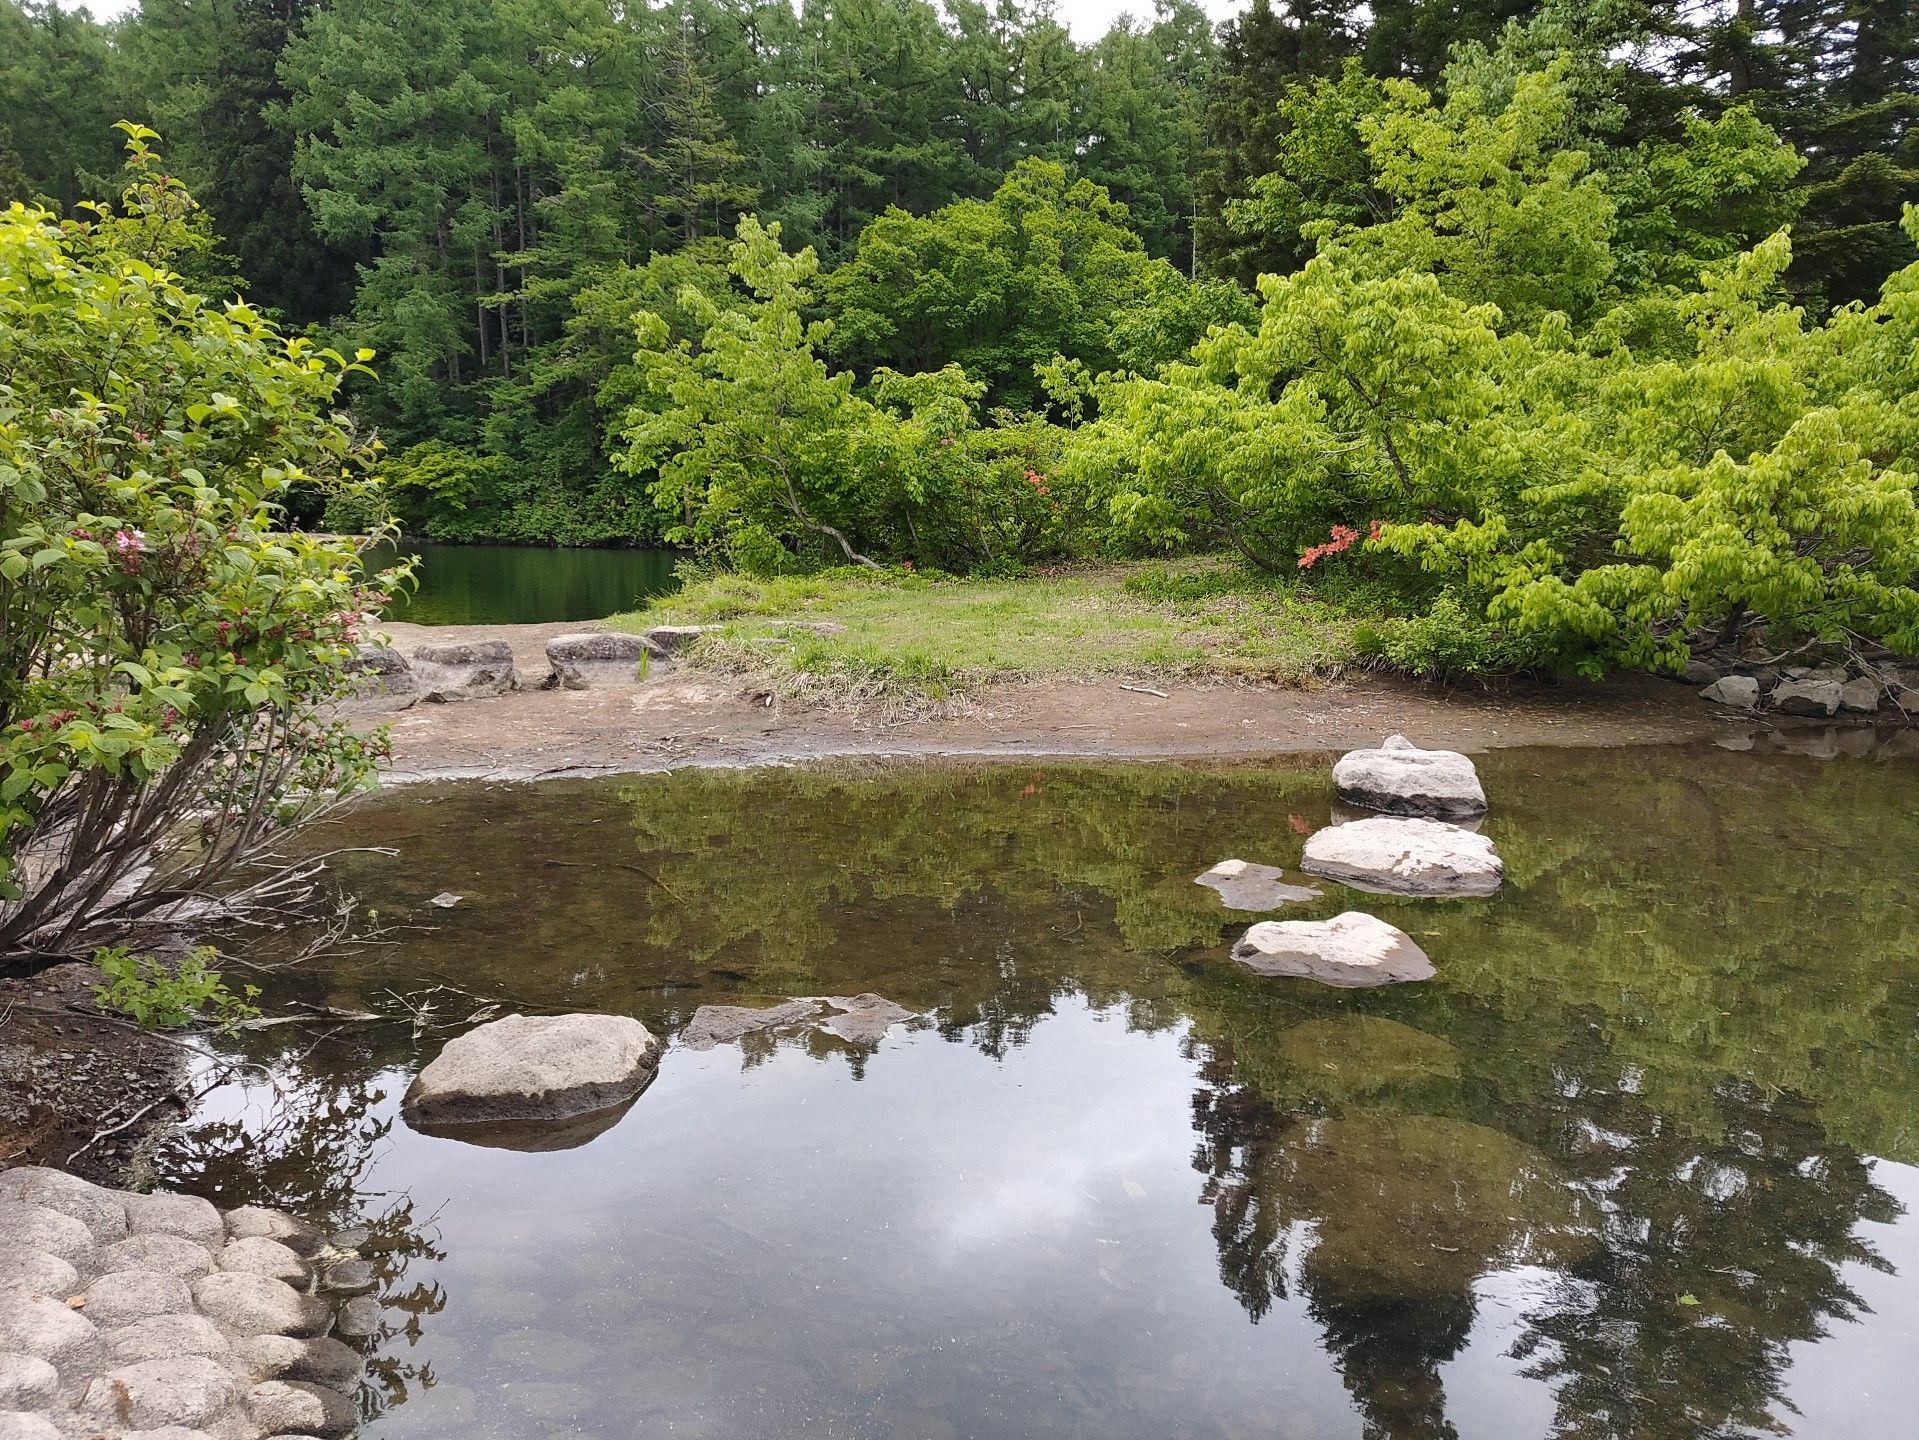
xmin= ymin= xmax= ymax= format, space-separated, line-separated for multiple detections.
xmin=5 ymin=0 xmax=1918 ymax=675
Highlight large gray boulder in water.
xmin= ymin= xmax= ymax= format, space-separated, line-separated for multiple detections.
xmin=1332 ymin=735 xmax=1488 ymax=819
xmin=1231 ymin=911 xmax=1436 ymax=987
xmin=1300 ymin=816 xmax=1503 ymax=897
xmin=411 ymin=638 xmax=520 ymax=701
xmin=403 ymin=1012 xmax=662 ymax=1125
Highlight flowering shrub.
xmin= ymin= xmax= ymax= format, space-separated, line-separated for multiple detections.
xmin=1298 ymin=522 xmax=1383 ymax=569
xmin=0 ymin=127 xmax=405 ymax=959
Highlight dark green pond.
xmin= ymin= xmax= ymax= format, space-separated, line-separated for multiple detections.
xmin=369 ymin=541 xmax=680 ymax=625
xmin=162 ymin=742 xmax=1919 ymax=1438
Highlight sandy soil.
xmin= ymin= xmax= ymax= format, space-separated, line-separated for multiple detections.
xmin=371 ymin=618 xmax=1753 ymax=782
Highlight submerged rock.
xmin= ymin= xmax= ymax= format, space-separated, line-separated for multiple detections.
xmin=1300 ymin=816 xmax=1503 ymax=898
xmin=819 ymin=994 xmax=915 ymax=1045
xmin=1231 ymin=911 xmax=1436 ymax=988
xmin=412 ymin=638 xmax=521 ymax=702
xmin=682 ymin=994 xmax=915 ymax=1049
xmin=1274 ymin=1016 xmax=1462 ymax=1102
xmin=681 ymin=999 xmax=822 ymax=1051
xmin=542 ymin=631 xmax=663 ymax=690
xmin=1194 ymin=859 xmax=1322 ymax=911
xmin=403 ymin=1011 xmax=662 ymax=1126
xmin=1332 ymin=735 xmax=1487 ymax=819
xmin=1700 ymin=675 xmax=1760 ymax=709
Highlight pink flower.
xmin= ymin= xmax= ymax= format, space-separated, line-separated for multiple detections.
xmin=1299 ymin=523 xmax=1364 ymax=569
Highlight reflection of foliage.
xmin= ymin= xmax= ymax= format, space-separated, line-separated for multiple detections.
xmin=1192 ymin=1041 xmax=1589 ymax=1437
xmin=151 ymin=1036 xmax=446 ymax=1424
xmin=1513 ymin=1079 xmax=1898 ymax=1440
xmin=287 ymin=745 xmax=1919 ymax=1435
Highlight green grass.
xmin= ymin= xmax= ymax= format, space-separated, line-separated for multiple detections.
xmin=609 ymin=559 xmax=1363 ymax=706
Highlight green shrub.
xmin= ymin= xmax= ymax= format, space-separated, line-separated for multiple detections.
xmin=91 ymin=944 xmax=260 ymax=1031
xmin=0 ymin=128 xmax=400 ymax=957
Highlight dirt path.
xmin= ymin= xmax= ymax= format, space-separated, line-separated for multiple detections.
xmin=372 ymin=619 xmax=1746 ymax=782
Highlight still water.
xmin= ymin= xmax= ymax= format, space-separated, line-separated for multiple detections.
xmin=368 ymin=541 xmax=680 ymax=625
xmin=161 ymin=744 xmax=1919 ymax=1438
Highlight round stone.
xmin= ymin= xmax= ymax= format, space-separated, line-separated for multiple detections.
xmin=0 ymin=1168 xmax=129 ymax=1244
xmin=104 ymin=1314 xmax=233 ymax=1364
xmin=332 ymin=1296 xmax=380 ymax=1340
xmin=0 ymin=1294 xmax=98 ymax=1363
xmin=246 ymin=1378 xmax=358 ymax=1438
xmin=98 ymin=1234 xmax=216 ymax=1281
xmin=224 ymin=1207 xmax=322 ymax=1257
xmin=1231 ymin=911 xmax=1438 ymax=988
xmin=319 ymin=1259 xmax=375 ymax=1294
xmin=1332 ymin=735 xmax=1489 ymax=819
xmin=190 ymin=1272 xmax=329 ymax=1338
xmin=0 ymin=1412 xmax=60 ymax=1440
xmin=402 ymin=1012 xmax=662 ymax=1126
xmin=215 ymin=1237 xmax=307 ymax=1284
xmin=232 ymin=1334 xmax=364 ymax=1388
xmin=0 ymin=1205 xmax=94 ymax=1265
xmin=78 ymin=1355 xmax=240 ymax=1429
xmin=82 ymin=1271 xmax=194 ymax=1328
xmin=1299 ymin=815 xmax=1504 ymax=897
xmin=0 ymin=1355 xmax=58 ymax=1410
xmin=0 ymin=1246 xmax=80 ymax=1299
xmin=123 ymin=1193 xmax=223 ymax=1247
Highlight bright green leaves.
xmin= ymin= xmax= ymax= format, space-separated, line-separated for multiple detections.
xmin=0 ymin=135 xmax=406 ymax=919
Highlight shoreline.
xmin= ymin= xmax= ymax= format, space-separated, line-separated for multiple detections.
xmin=367 ymin=619 xmax=1835 ymax=785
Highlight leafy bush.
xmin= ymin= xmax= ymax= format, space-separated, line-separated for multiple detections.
xmin=1071 ymin=60 xmax=1919 ymax=677
xmin=621 ymin=219 xmax=1073 ymax=577
xmin=0 ymin=128 xmax=401 ymax=958
xmin=92 ymin=944 xmax=259 ymax=1031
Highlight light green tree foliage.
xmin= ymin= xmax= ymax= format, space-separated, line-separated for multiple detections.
xmin=0 ymin=130 xmax=400 ymax=958
xmin=620 ymin=218 xmax=1065 ymax=574
xmin=1074 ymin=60 xmax=1919 ymax=675
xmin=823 ymin=160 xmax=1196 ymax=408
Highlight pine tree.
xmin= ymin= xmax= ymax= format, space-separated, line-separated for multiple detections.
xmin=638 ymin=9 xmax=759 ymax=250
xmin=1193 ymin=0 xmax=1359 ymax=283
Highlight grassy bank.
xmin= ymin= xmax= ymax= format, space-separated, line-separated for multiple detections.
xmin=609 ymin=561 xmax=1365 ymax=704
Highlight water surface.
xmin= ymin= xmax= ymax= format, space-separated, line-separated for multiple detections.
xmin=161 ymin=744 xmax=1919 ymax=1438
xmin=369 ymin=541 xmax=679 ymax=625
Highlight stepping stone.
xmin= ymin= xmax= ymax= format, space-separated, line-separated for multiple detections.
xmin=1300 ymin=816 xmax=1502 ymax=897
xmin=1195 ymin=859 xmax=1322 ymax=911
xmin=1333 ymin=735 xmax=1487 ymax=819
xmin=1230 ymin=912 xmax=1436 ymax=988
xmin=403 ymin=1012 xmax=662 ymax=1126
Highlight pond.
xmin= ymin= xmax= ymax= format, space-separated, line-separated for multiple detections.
xmin=159 ymin=743 xmax=1919 ymax=1439
xmin=367 ymin=541 xmax=680 ymax=625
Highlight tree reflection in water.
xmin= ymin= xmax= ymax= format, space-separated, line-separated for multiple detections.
xmin=1189 ymin=1026 xmax=1901 ymax=1439
xmin=149 ymin=1036 xmax=448 ymax=1425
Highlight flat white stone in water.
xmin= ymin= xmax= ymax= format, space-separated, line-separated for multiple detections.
xmin=1332 ymin=734 xmax=1488 ymax=819
xmin=404 ymin=1011 xmax=662 ymax=1124
xmin=1231 ymin=911 xmax=1436 ymax=987
xmin=1195 ymin=859 xmax=1322 ymax=911
xmin=1300 ymin=816 xmax=1503 ymax=897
